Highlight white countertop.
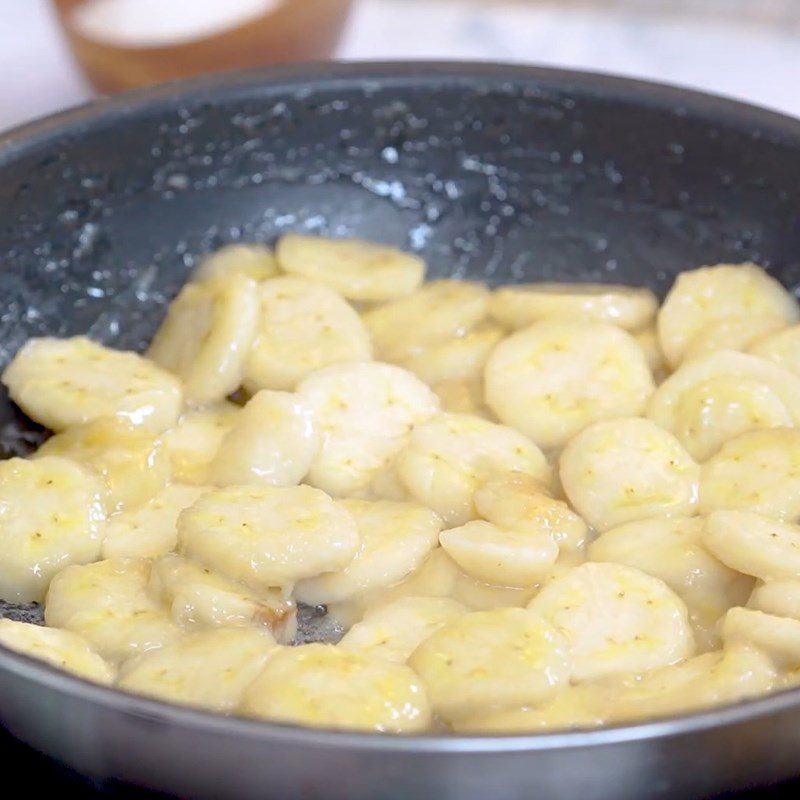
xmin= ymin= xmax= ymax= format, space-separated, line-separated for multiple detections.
xmin=3 ymin=0 xmax=800 ymax=132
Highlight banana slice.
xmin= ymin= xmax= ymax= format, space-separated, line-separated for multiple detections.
xmin=118 ymin=627 xmax=277 ymax=711
xmin=148 ymin=554 xmax=296 ymax=643
xmin=647 ymin=350 xmax=800 ymax=461
xmin=276 ymin=234 xmax=425 ymax=302
xmin=191 ymin=244 xmax=280 ymax=283
xmin=484 ymin=321 xmax=654 ymax=449
xmin=161 ymin=401 xmax=239 ymax=485
xmin=242 ymin=277 xmax=372 ymax=393
xmin=749 ymin=324 xmax=800 ymax=377
xmin=701 ymin=511 xmax=800 ymax=582
xmin=0 ymin=456 xmax=106 ymax=603
xmin=2 ymin=337 xmax=182 ymax=433
xmin=178 ymin=484 xmax=360 ymax=592
xmin=208 ymin=390 xmax=320 ymax=488
xmin=298 ymin=362 xmax=440 ymax=497
xmin=0 ymin=619 xmax=115 ymax=684
xmin=473 ymin=472 xmax=588 ymax=553
xmin=338 ymin=596 xmax=467 ymax=663
xmin=721 ymin=607 xmax=800 ymax=670
xmin=102 ymin=484 xmax=210 ymax=560
xmin=45 ymin=558 xmax=183 ymax=663
xmin=240 ymin=643 xmax=432 ymax=732
xmin=363 ymin=280 xmax=489 ymax=362
xmin=450 ymin=566 xmax=541 ymax=611
xmin=589 ymin=517 xmax=754 ymax=650
xmin=634 ymin=326 xmax=669 ymax=383
xmin=440 ymin=520 xmax=558 ymax=588
xmin=36 ymin=417 xmax=170 ymax=512
xmin=488 ymin=283 xmax=658 ymax=331
xmin=293 ymin=499 xmax=441 ymax=605
xmin=407 ymin=607 xmax=571 ymax=722
xmin=683 ymin=317 xmax=787 ymax=362
xmin=559 ymin=418 xmax=699 ymax=533
xmin=527 ymin=562 xmax=695 ymax=681
xmin=699 ymin=428 xmax=800 ymax=520
xmin=395 ymin=413 xmax=551 ymax=526
xmin=431 ymin=379 xmax=493 ymax=419
xmin=657 ymin=263 xmax=799 ymax=368
xmin=749 ymin=580 xmax=800 ymax=620
xmin=368 ymin=452 xmax=411 ymax=502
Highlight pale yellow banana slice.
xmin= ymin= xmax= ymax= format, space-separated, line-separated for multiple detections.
xmin=484 ymin=321 xmax=654 ymax=449
xmin=701 ymin=511 xmax=800 ymax=582
xmin=276 ymin=234 xmax=425 ymax=302
xmin=0 ymin=619 xmax=115 ymax=684
xmin=721 ymin=607 xmax=800 ymax=670
xmin=450 ymin=567 xmax=541 ymax=610
xmin=395 ymin=413 xmax=551 ymax=526
xmin=488 ymin=283 xmax=657 ymax=331
xmin=749 ymin=580 xmax=800 ymax=621
xmin=161 ymin=401 xmax=239 ymax=485
xmin=178 ymin=484 xmax=360 ymax=592
xmin=298 ymin=362 xmax=439 ymax=497
xmin=634 ymin=326 xmax=669 ymax=383
xmin=208 ymin=390 xmax=320 ymax=487
xmin=657 ymin=263 xmax=799 ymax=368
xmin=240 ymin=643 xmax=432 ymax=732
xmin=699 ymin=428 xmax=800 ymax=520
xmin=191 ymin=244 xmax=280 ymax=283
xmin=749 ymin=324 xmax=800 ymax=377
xmin=338 ymin=596 xmax=467 ymax=663
xmin=45 ymin=558 xmax=183 ymax=663
xmin=367 ymin=452 xmax=411 ymax=502
xmin=36 ymin=417 xmax=170 ymax=512
xmin=683 ymin=317 xmax=787 ymax=362
xmin=2 ymin=336 xmax=182 ymax=433
xmin=431 ymin=379 xmax=494 ymax=419
xmin=147 ymin=274 xmax=259 ymax=405
xmin=148 ymin=554 xmax=296 ymax=643
xmin=102 ymin=484 xmax=209 ymax=560
xmin=528 ymin=562 xmax=695 ymax=681
xmin=647 ymin=350 xmax=800 ymax=461
xmin=293 ymin=499 xmax=441 ymax=605
xmin=407 ymin=607 xmax=571 ymax=722
xmin=559 ymin=417 xmax=699 ymax=533
xmin=0 ymin=456 xmax=106 ymax=603
xmin=118 ymin=627 xmax=277 ymax=711
xmin=243 ymin=277 xmax=372 ymax=393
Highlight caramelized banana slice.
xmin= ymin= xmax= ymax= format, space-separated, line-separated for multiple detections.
xmin=749 ymin=324 xmax=800 ymax=377
xmin=241 ymin=644 xmax=432 ymax=732
xmin=485 ymin=321 xmax=654 ymax=449
xmin=192 ymin=244 xmax=279 ymax=283
xmin=0 ymin=456 xmax=106 ymax=603
xmin=2 ymin=336 xmax=182 ymax=433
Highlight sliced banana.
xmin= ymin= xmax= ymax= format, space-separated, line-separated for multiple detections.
xmin=240 ymin=643 xmax=432 ymax=732
xmin=657 ymin=263 xmax=799 ymax=368
xmin=560 ymin=418 xmax=699 ymax=533
xmin=440 ymin=520 xmax=558 ymax=588
xmin=488 ymin=283 xmax=658 ymax=331
xmin=37 ymin=417 xmax=170 ymax=512
xmin=683 ymin=317 xmax=787 ymax=362
xmin=2 ymin=336 xmax=182 ymax=433
xmin=148 ymin=554 xmax=296 ymax=643
xmin=634 ymin=326 xmax=669 ymax=383
xmin=191 ymin=244 xmax=280 ymax=283
xmin=701 ymin=511 xmax=800 ymax=582
xmin=242 ymin=277 xmax=372 ymax=393
xmin=0 ymin=619 xmax=115 ymax=685
xmin=178 ymin=484 xmax=360 ymax=592
xmin=749 ymin=324 xmax=800 ymax=377
xmin=118 ymin=627 xmax=277 ymax=711
xmin=293 ymin=499 xmax=441 ymax=605
xmin=395 ymin=413 xmax=551 ymax=526
xmin=208 ymin=390 xmax=320 ymax=488
xmin=431 ymin=379 xmax=493 ymax=419
xmin=298 ymin=362 xmax=440 ymax=497
xmin=484 ymin=321 xmax=654 ymax=449
xmin=338 ymin=596 xmax=467 ymax=663
xmin=450 ymin=565 xmax=541 ymax=611
xmin=749 ymin=580 xmax=800 ymax=621
xmin=647 ymin=350 xmax=800 ymax=461
xmin=0 ymin=456 xmax=106 ymax=603
xmin=367 ymin=452 xmax=411 ymax=502
xmin=407 ymin=607 xmax=571 ymax=722
xmin=45 ymin=558 xmax=183 ymax=663
xmin=363 ymin=280 xmax=489 ymax=362
xmin=161 ymin=401 xmax=239 ymax=485
xmin=102 ymin=484 xmax=209 ymax=560
xmin=721 ymin=607 xmax=800 ymax=670
xmin=528 ymin=562 xmax=695 ymax=681
xmin=699 ymin=428 xmax=800 ymax=520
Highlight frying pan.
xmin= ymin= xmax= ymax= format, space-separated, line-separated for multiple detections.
xmin=0 ymin=62 xmax=799 ymax=800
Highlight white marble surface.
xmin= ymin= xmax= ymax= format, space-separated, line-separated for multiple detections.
xmin=2 ymin=0 xmax=799 ymax=132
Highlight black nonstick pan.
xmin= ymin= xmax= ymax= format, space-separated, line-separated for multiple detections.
xmin=0 ymin=62 xmax=799 ymax=800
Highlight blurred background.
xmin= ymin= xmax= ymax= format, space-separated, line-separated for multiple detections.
xmin=4 ymin=0 xmax=799 ymax=133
